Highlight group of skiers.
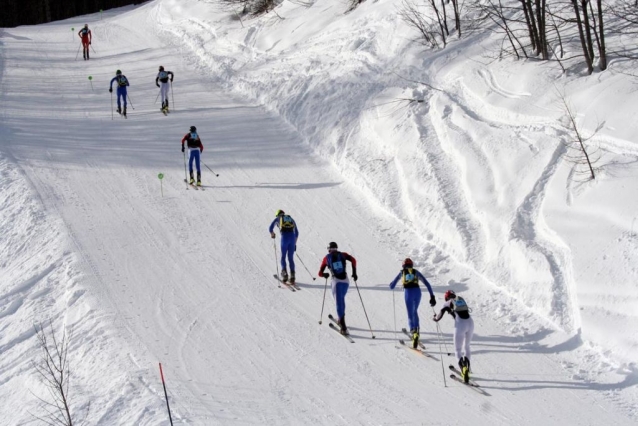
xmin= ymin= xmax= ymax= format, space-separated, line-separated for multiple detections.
xmin=80 ymin=26 xmax=175 ymax=117
xmin=268 ymin=210 xmax=475 ymax=383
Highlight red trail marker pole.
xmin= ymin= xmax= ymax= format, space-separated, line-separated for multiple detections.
xmin=159 ymin=363 xmax=174 ymax=426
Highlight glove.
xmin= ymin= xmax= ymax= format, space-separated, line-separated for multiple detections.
xmin=322 ymin=272 xmax=330 ymax=279
xmin=170 ymin=78 xmax=173 ymax=82
xmin=156 ymin=83 xmax=160 ymax=88
xmin=270 ymin=232 xmax=275 ymax=239
xmin=109 ymin=88 xmax=112 ymax=93
xmin=429 ymin=295 xmax=436 ymax=307
xmin=432 ymin=315 xmax=438 ymax=322
xmin=352 ymin=273 xmax=358 ymax=281
xmin=294 ymin=245 xmax=297 ymax=252
xmin=89 ymin=42 xmax=91 ymax=45
xmin=181 ymin=145 xmax=185 ymax=153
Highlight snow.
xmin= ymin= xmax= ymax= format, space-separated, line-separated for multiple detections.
xmin=1 ymin=0 xmax=637 ymax=424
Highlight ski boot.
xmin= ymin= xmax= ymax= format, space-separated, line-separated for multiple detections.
xmin=196 ymin=172 xmax=202 ymax=187
xmin=123 ymin=107 xmax=127 ymax=117
xmin=460 ymin=357 xmax=470 ymax=384
xmin=411 ymin=329 xmax=420 ymax=349
xmin=289 ymin=271 xmax=296 ymax=284
xmin=165 ymin=100 xmax=169 ymax=113
xmin=281 ymin=269 xmax=289 ymax=283
xmin=189 ymin=171 xmax=195 ymax=185
xmin=338 ymin=316 xmax=348 ymax=335
xmin=117 ymin=106 xmax=121 ymax=115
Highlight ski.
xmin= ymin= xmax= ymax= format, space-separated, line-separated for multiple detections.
xmin=401 ymin=328 xmax=427 ymax=351
xmin=328 ymin=323 xmax=354 ymax=343
xmin=183 ymin=179 xmax=203 ymax=190
xmin=398 ymin=340 xmax=438 ymax=360
xmin=273 ymin=274 xmax=296 ymax=291
xmin=448 ymin=365 xmax=479 ymax=387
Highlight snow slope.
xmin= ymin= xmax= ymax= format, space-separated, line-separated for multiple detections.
xmin=1 ymin=0 xmax=637 ymax=424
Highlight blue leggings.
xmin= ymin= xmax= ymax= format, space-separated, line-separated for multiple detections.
xmin=404 ymin=287 xmax=422 ymax=331
xmin=332 ymin=280 xmax=349 ymax=319
xmin=280 ymin=237 xmax=295 ymax=272
xmin=189 ymin=149 xmax=201 ymax=174
xmin=116 ymin=87 xmax=127 ymax=108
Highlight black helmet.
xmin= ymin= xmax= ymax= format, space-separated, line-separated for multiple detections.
xmin=189 ymin=126 xmax=197 ymax=132
xmin=327 ymin=242 xmax=338 ymax=251
xmin=159 ymin=66 xmax=164 ymax=71
xmin=116 ymin=69 xmax=122 ymax=75
xmin=84 ymin=24 xmax=88 ymax=28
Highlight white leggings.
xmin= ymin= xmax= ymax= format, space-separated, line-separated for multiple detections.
xmin=160 ymin=81 xmax=170 ymax=104
xmin=454 ymin=317 xmax=474 ymax=361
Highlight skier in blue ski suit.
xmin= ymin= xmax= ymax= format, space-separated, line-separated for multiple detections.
xmin=389 ymin=258 xmax=436 ymax=348
xmin=108 ymin=70 xmax=129 ymax=116
xmin=269 ymin=210 xmax=299 ymax=283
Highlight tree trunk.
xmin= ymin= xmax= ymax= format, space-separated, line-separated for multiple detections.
xmin=581 ymin=0 xmax=596 ymax=62
xmin=440 ymin=0 xmax=450 ymax=36
xmin=571 ymin=0 xmax=594 ymax=74
xmin=522 ymin=0 xmax=538 ymax=53
xmin=597 ymin=0 xmax=607 ymax=70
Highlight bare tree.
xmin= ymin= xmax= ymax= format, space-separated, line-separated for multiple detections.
xmin=31 ymin=322 xmax=88 ymax=426
xmin=558 ymin=92 xmax=598 ymax=180
xmin=399 ymin=0 xmax=442 ymax=48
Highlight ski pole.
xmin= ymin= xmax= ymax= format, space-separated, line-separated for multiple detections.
xmin=318 ymin=277 xmax=328 ymax=324
xmin=110 ymin=91 xmax=114 ymax=120
xmin=155 ymin=88 xmax=161 ymax=104
xmin=273 ymin=239 xmax=281 ymax=288
xmin=127 ymin=94 xmax=135 ymax=110
xmin=158 ymin=363 xmax=174 ymax=426
xmin=353 ymin=279 xmax=376 ymax=339
xmin=183 ymin=150 xmax=188 ymax=189
xmin=432 ymin=307 xmax=451 ymax=356
xmin=392 ymin=287 xmax=398 ymax=342
xmin=432 ymin=308 xmax=448 ymax=387
xmin=75 ymin=41 xmax=82 ymax=61
xmin=90 ymin=43 xmax=97 ymax=55
xmin=295 ymin=253 xmax=316 ymax=281
xmin=202 ymin=161 xmax=219 ymax=177
xmin=171 ymin=81 xmax=175 ymax=111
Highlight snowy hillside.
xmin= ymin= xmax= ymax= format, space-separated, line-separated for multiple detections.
xmin=1 ymin=0 xmax=637 ymax=424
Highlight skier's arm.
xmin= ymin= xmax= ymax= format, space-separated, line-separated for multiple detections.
xmin=198 ymin=140 xmax=203 ymax=153
xmin=109 ymin=77 xmax=117 ymax=90
xmin=268 ymin=218 xmax=278 ymax=234
xmin=168 ymin=71 xmax=174 ymax=81
xmin=318 ymin=257 xmax=329 ymax=278
xmin=415 ymin=270 xmax=434 ymax=296
xmin=156 ymin=76 xmax=160 ymax=87
xmin=389 ymin=272 xmax=402 ymax=290
xmin=88 ymin=30 xmax=92 ymax=43
xmin=342 ymin=252 xmax=357 ymax=279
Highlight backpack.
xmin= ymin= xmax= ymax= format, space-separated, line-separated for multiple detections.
xmin=327 ymin=252 xmax=347 ymax=280
xmin=452 ymin=297 xmax=469 ymax=313
xmin=279 ymin=215 xmax=295 ymax=233
xmin=117 ymin=76 xmax=128 ymax=87
xmin=402 ymin=268 xmax=418 ymax=287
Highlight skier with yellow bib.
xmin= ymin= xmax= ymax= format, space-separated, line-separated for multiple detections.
xmin=269 ymin=210 xmax=299 ymax=283
xmin=389 ymin=258 xmax=436 ymax=348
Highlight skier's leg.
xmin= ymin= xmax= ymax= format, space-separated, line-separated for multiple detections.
xmin=188 ymin=150 xmax=195 ymax=174
xmin=463 ymin=317 xmax=475 ymax=362
xmin=122 ymin=89 xmax=128 ymax=108
xmin=280 ymin=244 xmax=288 ymax=272
xmin=287 ymin=240 xmax=295 ymax=273
xmin=335 ymin=281 xmax=349 ymax=319
xmin=453 ymin=323 xmax=463 ymax=360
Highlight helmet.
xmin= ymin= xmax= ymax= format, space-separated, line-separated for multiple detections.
xmin=275 ymin=209 xmax=285 ymax=217
xmin=444 ymin=290 xmax=456 ymax=301
xmin=327 ymin=242 xmax=338 ymax=251
xmin=402 ymin=258 xmax=413 ymax=268
xmin=116 ymin=70 xmax=122 ymax=75
xmin=84 ymin=24 xmax=88 ymax=28
xmin=159 ymin=66 xmax=164 ymax=71
xmin=189 ymin=126 xmax=197 ymax=132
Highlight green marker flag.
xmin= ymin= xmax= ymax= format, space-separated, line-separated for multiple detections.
xmin=158 ymin=173 xmax=164 ymax=197
xmin=71 ymin=27 xmax=74 ymax=41
xmin=88 ymin=75 xmax=93 ymax=90
xmin=100 ymin=9 xmax=103 ymax=20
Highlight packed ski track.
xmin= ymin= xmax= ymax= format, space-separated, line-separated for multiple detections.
xmin=1 ymin=1 xmax=638 ymax=425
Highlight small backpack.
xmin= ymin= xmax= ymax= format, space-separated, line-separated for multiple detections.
xmin=402 ymin=268 xmax=418 ymax=287
xmin=117 ymin=76 xmax=128 ymax=87
xmin=279 ymin=215 xmax=295 ymax=233
xmin=452 ymin=297 xmax=469 ymax=313
xmin=327 ymin=252 xmax=347 ymax=280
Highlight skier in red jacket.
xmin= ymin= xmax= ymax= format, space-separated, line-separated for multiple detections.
xmin=78 ymin=24 xmax=92 ymax=60
xmin=181 ymin=126 xmax=204 ymax=186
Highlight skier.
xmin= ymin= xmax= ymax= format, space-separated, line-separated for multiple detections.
xmin=181 ymin=126 xmax=204 ymax=186
xmin=318 ymin=242 xmax=357 ymax=335
xmin=433 ymin=290 xmax=474 ymax=383
xmin=155 ymin=66 xmax=174 ymax=113
xmin=389 ymin=258 xmax=436 ymax=349
xmin=108 ymin=70 xmax=130 ymax=117
xmin=78 ymin=24 xmax=92 ymax=60
xmin=269 ymin=210 xmax=299 ymax=283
